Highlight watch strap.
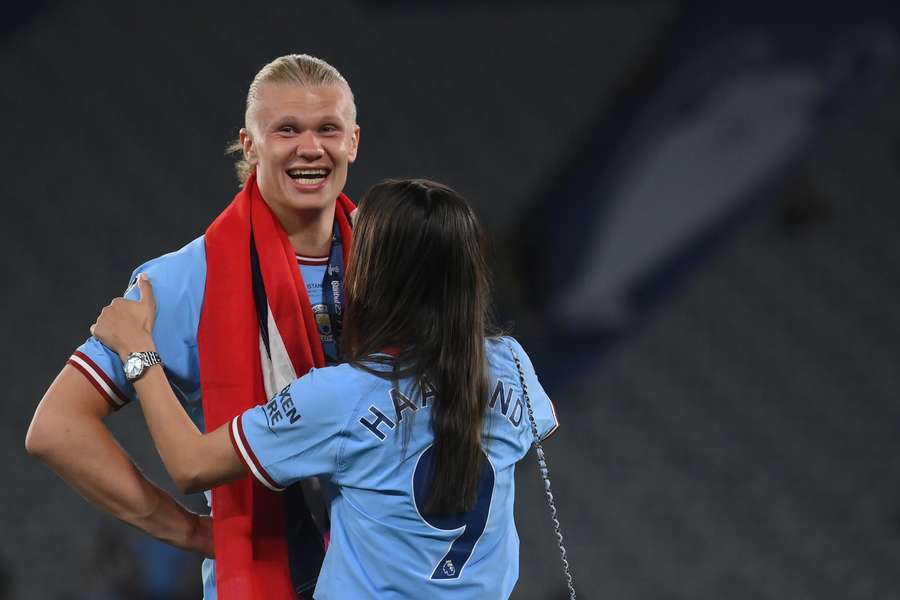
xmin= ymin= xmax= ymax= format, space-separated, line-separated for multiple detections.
xmin=137 ymin=351 xmax=162 ymax=368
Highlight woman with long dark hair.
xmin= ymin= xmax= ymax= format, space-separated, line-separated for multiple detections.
xmin=90 ymin=178 xmax=559 ymax=599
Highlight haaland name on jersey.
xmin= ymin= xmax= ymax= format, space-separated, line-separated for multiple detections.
xmin=359 ymin=377 xmax=526 ymax=442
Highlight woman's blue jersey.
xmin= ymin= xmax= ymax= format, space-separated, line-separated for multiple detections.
xmin=231 ymin=336 xmax=559 ymax=599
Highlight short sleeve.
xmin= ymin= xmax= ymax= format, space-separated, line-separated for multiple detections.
xmin=229 ymin=368 xmax=347 ymax=491
xmin=70 ymin=237 xmax=206 ymax=411
xmin=504 ymin=337 xmax=559 ymax=441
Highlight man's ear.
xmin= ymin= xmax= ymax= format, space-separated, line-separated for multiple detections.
xmin=239 ymin=128 xmax=258 ymax=165
xmin=348 ymin=125 xmax=361 ymax=164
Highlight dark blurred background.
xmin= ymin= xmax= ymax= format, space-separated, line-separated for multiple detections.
xmin=4 ymin=0 xmax=900 ymax=598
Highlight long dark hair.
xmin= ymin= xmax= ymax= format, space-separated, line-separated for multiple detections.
xmin=341 ymin=178 xmax=494 ymax=514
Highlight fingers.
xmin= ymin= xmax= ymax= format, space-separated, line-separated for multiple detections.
xmin=137 ymin=273 xmax=156 ymax=309
xmin=90 ymin=275 xmax=156 ymax=344
xmin=90 ymin=303 xmax=112 ymax=339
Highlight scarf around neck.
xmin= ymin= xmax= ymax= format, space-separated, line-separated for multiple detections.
xmin=199 ymin=173 xmax=353 ymax=598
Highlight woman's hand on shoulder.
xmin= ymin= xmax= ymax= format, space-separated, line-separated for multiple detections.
xmin=91 ymin=273 xmax=158 ymax=361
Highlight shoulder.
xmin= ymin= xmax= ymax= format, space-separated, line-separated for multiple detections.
xmin=271 ymin=364 xmax=386 ymax=457
xmin=127 ymin=236 xmax=206 ymax=306
xmin=487 ymin=335 xmax=526 ymax=354
xmin=485 ymin=335 xmax=528 ymax=370
xmin=298 ymin=362 xmax=368 ymax=387
xmin=485 ymin=335 xmax=545 ymax=396
xmin=288 ymin=363 xmax=380 ymax=409
xmin=135 ymin=235 xmax=206 ymax=283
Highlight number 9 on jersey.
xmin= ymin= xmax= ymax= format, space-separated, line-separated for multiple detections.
xmin=412 ymin=445 xmax=496 ymax=580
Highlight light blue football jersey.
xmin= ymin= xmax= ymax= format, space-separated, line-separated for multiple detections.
xmin=68 ymin=235 xmax=334 ymax=600
xmin=71 ymin=236 xmax=332 ymax=424
xmin=230 ymin=336 xmax=559 ymax=599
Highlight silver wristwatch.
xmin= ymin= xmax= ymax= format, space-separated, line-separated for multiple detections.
xmin=123 ymin=351 xmax=163 ymax=382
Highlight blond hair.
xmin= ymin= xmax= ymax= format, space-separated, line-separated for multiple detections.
xmin=227 ymin=54 xmax=356 ymax=184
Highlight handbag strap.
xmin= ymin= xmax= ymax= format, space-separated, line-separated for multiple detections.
xmin=508 ymin=343 xmax=577 ymax=599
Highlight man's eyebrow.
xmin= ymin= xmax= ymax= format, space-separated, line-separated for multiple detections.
xmin=270 ymin=115 xmax=301 ymax=128
xmin=268 ymin=114 xmax=345 ymax=129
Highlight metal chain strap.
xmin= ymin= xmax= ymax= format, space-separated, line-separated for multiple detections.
xmin=509 ymin=345 xmax=577 ymax=600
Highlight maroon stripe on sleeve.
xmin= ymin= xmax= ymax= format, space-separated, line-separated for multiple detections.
xmin=68 ymin=351 xmax=129 ymax=409
xmin=227 ymin=416 xmax=252 ymax=472
xmin=234 ymin=414 xmax=284 ymax=491
xmin=74 ymin=351 xmax=129 ymax=405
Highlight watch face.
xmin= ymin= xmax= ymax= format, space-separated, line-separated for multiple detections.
xmin=125 ymin=356 xmax=143 ymax=380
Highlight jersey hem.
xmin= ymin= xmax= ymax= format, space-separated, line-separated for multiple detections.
xmin=229 ymin=415 xmax=285 ymax=492
xmin=539 ymin=400 xmax=561 ymax=441
xmin=68 ymin=351 xmax=129 ymax=410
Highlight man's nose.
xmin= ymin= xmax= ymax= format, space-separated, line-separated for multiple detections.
xmin=295 ymin=130 xmax=324 ymax=160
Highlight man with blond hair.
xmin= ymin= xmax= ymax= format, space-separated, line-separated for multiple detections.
xmin=26 ymin=54 xmax=360 ymax=599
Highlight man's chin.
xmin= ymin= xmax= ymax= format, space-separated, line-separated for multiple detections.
xmin=261 ymin=175 xmax=345 ymax=214
xmin=286 ymin=187 xmax=338 ymax=211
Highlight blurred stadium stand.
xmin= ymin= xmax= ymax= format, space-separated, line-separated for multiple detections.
xmin=515 ymin=80 xmax=900 ymax=596
xmin=3 ymin=1 xmax=900 ymax=599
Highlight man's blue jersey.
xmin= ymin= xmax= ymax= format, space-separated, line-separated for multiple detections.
xmin=67 ymin=236 xmax=336 ymax=599
xmin=230 ymin=336 xmax=559 ymax=599
xmin=70 ymin=236 xmax=335 ymax=424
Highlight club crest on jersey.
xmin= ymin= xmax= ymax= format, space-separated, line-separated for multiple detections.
xmin=312 ymin=304 xmax=334 ymax=340
xmin=442 ymin=560 xmax=456 ymax=577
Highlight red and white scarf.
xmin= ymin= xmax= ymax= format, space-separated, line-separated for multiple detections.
xmin=199 ymin=172 xmax=353 ymax=598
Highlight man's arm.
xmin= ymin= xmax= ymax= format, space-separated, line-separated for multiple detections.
xmin=79 ymin=276 xmax=246 ymax=495
xmin=25 ymin=364 xmax=213 ymax=557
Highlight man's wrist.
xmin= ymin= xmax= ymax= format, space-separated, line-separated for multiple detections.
xmin=136 ymin=486 xmax=210 ymax=555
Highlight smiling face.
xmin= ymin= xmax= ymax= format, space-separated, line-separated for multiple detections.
xmin=240 ymin=82 xmax=360 ymax=223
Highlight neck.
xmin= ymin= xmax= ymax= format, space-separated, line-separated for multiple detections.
xmin=267 ymin=202 xmax=336 ymax=257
